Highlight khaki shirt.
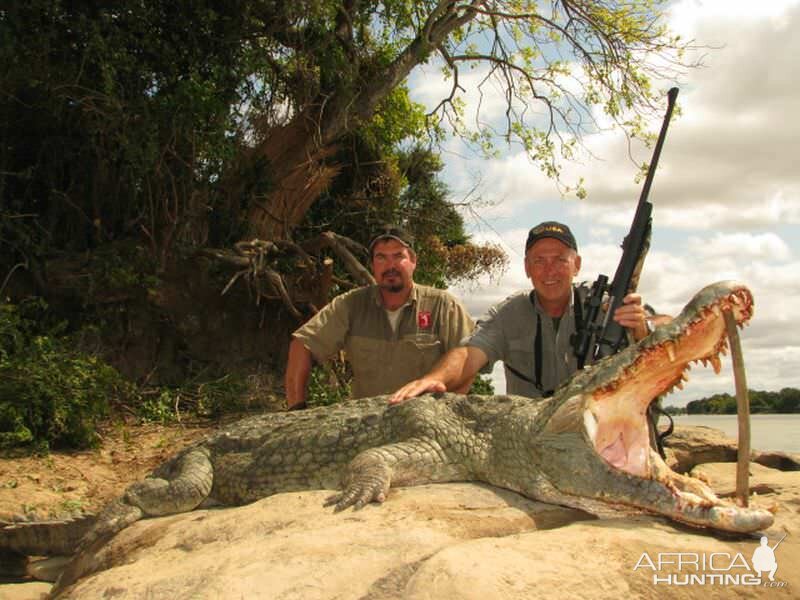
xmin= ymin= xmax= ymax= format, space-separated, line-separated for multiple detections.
xmin=293 ymin=284 xmax=474 ymax=398
xmin=465 ymin=284 xmax=596 ymax=399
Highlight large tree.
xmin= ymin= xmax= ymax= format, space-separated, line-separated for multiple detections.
xmin=2 ymin=1 xmax=692 ymax=252
xmin=237 ymin=0 xmax=693 ymax=239
xmin=0 ymin=1 xmax=693 ymax=386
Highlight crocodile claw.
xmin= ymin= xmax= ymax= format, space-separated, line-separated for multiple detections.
xmin=323 ymin=489 xmax=383 ymax=512
xmin=325 ymin=454 xmax=392 ymax=511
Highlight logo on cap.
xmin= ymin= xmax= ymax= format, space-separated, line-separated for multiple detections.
xmin=534 ymin=224 xmax=566 ymax=235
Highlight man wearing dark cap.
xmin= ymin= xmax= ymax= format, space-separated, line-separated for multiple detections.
xmin=285 ymin=225 xmax=474 ymax=409
xmin=390 ymin=221 xmax=651 ymax=403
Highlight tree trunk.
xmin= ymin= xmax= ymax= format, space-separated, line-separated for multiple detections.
xmin=241 ymin=1 xmax=480 ymax=241
xmin=244 ymin=112 xmax=342 ymax=241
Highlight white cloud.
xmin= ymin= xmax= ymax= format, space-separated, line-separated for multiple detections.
xmin=687 ymin=232 xmax=791 ymax=261
xmin=437 ymin=1 xmax=800 ymax=404
xmin=669 ymin=0 xmax=798 ymax=33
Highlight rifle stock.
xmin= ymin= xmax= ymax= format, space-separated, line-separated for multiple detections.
xmin=573 ymin=87 xmax=679 ymax=365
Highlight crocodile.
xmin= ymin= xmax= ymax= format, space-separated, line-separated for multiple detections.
xmin=1 ymin=280 xmax=774 ymax=594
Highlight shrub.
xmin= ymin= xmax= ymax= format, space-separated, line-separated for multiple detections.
xmin=137 ymin=374 xmax=251 ymax=422
xmin=307 ymin=362 xmax=351 ymax=408
xmin=468 ymin=374 xmax=495 ymax=395
xmin=0 ymin=300 xmax=126 ymax=450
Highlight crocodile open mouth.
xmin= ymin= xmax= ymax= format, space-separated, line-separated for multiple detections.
xmin=583 ymin=282 xmax=754 ymax=477
xmin=541 ymin=281 xmax=772 ymax=532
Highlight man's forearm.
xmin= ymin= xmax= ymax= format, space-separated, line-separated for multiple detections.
xmin=285 ymin=338 xmax=312 ymax=408
xmin=452 ymin=376 xmax=476 ymax=394
xmin=430 ymin=346 xmax=488 ymax=391
xmin=428 ymin=346 xmax=470 ymax=389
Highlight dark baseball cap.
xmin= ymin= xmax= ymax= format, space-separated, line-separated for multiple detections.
xmin=368 ymin=225 xmax=415 ymax=254
xmin=525 ymin=221 xmax=578 ymax=252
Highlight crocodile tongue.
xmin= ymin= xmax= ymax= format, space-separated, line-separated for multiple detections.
xmin=594 ymin=415 xmax=650 ymax=477
xmin=599 ymin=432 xmax=626 ymax=467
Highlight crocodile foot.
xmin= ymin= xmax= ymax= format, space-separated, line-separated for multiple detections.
xmin=324 ymin=451 xmax=392 ymax=511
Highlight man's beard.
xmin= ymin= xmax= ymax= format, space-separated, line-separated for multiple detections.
xmin=379 ymin=269 xmax=405 ymax=293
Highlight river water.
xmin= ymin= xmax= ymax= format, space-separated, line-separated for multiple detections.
xmin=671 ymin=414 xmax=800 ymax=454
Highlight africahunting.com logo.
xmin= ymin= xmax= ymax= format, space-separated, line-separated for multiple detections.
xmin=632 ymin=533 xmax=787 ymax=588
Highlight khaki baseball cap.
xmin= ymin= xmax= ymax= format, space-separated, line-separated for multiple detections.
xmin=368 ymin=225 xmax=415 ymax=254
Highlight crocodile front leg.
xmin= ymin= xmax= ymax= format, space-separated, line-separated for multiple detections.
xmin=325 ymin=438 xmax=471 ymax=511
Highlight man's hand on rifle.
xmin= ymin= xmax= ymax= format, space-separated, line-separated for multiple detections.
xmin=611 ymin=293 xmax=651 ymax=341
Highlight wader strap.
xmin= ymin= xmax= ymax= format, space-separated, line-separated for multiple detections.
xmin=573 ymin=288 xmax=585 ymax=369
xmin=647 ymin=401 xmax=675 ymax=459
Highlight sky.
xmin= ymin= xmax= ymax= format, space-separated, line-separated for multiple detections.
xmin=407 ymin=0 xmax=799 ymax=406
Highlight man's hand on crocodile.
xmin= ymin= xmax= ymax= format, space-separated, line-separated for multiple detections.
xmin=389 ymin=346 xmax=486 ymax=404
xmin=389 ymin=377 xmax=446 ymax=404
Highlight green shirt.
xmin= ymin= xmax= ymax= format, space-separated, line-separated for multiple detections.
xmin=293 ymin=284 xmax=474 ymax=398
xmin=465 ymin=284 xmax=593 ymax=399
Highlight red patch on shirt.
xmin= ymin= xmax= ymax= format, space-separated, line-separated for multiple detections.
xmin=418 ymin=311 xmax=432 ymax=329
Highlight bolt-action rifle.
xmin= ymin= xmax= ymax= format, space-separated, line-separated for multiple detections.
xmin=572 ymin=87 xmax=679 ymax=368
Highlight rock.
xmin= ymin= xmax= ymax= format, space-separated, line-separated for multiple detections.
xmin=403 ymin=520 xmax=799 ymax=600
xmin=665 ymin=426 xmax=741 ymax=472
xmin=691 ymin=462 xmax=800 ymax=498
xmin=47 ymin=473 xmax=799 ymax=600
xmin=753 ymin=451 xmax=800 ymax=472
xmin=4 ymin=427 xmax=799 ymax=599
xmin=0 ymin=549 xmax=27 ymax=578
xmin=665 ymin=425 xmax=800 ymax=473
xmin=57 ymin=484 xmax=588 ymax=599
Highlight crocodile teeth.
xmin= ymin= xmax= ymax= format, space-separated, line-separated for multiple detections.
xmin=583 ymin=409 xmax=598 ymax=441
xmin=711 ymin=355 xmax=722 ymax=374
xmin=681 ymin=370 xmax=690 ymax=382
xmin=665 ymin=341 xmax=676 ymax=363
xmin=712 ymin=305 xmax=721 ymax=317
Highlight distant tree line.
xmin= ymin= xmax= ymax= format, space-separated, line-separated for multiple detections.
xmin=682 ymin=388 xmax=800 ymax=415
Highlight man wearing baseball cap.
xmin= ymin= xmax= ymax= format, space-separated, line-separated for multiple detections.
xmin=390 ymin=220 xmax=652 ymax=403
xmin=285 ymin=225 xmax=474 ymax=409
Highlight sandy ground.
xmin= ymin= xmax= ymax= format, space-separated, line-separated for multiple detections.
xmin=0 ymin=421 xmax=212 ymax=522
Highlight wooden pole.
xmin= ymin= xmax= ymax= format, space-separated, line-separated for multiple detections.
xmin=724 ymin=310 xmax=750 ymax=507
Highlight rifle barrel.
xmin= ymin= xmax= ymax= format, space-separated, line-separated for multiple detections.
xmin=591 ymin=87 xmax=679 ymax=360
xmin=638 ymin=87 xmax=679 ymax=208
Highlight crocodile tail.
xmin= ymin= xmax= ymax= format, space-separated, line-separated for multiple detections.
xmin=76 ymin=497 xmax=145 ymax=550
xmin=51 ymin=448 xmax=213 ymax=594
xmin=50 ymin=499 xmax=144 ymax=596
xmin=0 ymin=513 xmax=96 ymax=556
